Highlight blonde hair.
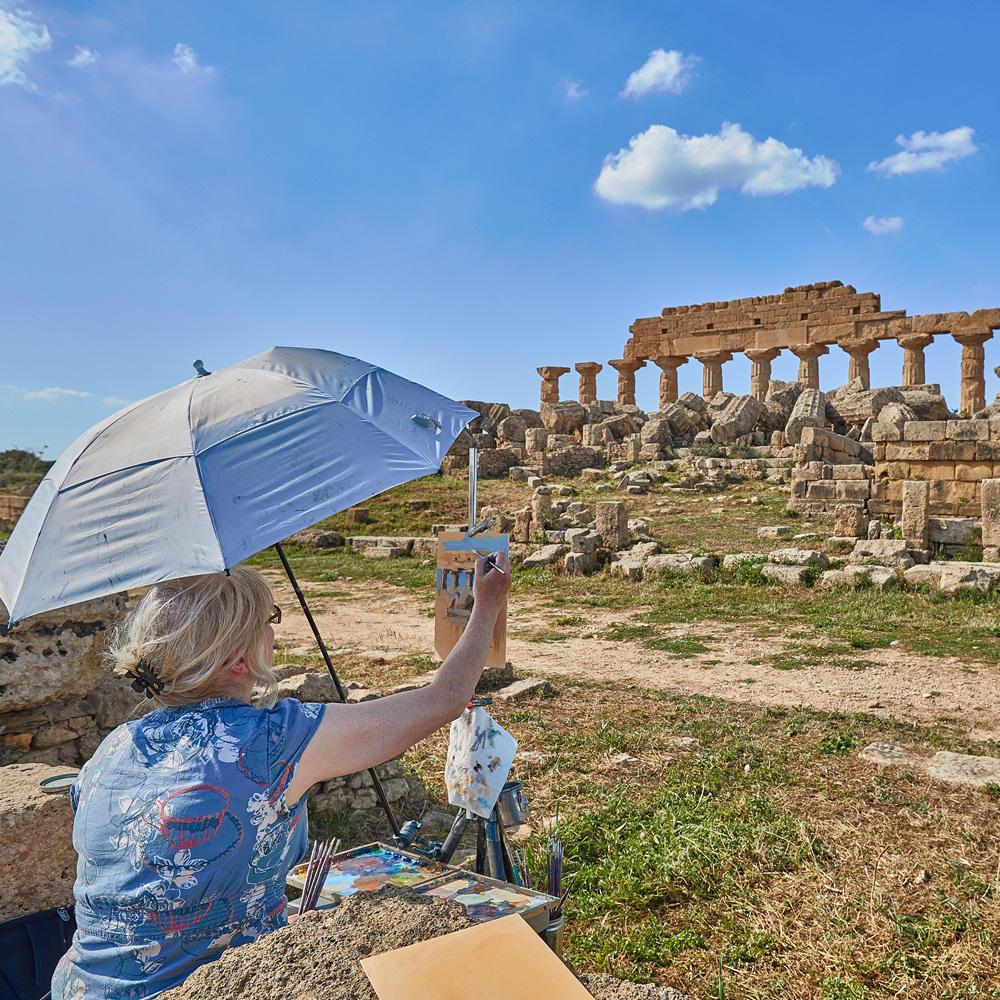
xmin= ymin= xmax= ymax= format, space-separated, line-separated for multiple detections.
xmin=107 ymin=567 xmax=278 ymax=708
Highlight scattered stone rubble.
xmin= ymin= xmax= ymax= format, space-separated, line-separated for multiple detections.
xmin=860 ymin=741 xmax=1000 ymax=788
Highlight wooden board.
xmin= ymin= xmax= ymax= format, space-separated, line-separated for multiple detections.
xmin=361 ymin=914 xmax=594 ymax=1000
xmin=434 ymin=532 xmax=507 ymax=667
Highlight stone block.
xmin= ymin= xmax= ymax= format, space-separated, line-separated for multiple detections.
xmin=609 ymin=558 xmax=644 ymax=580
xmin=541 ymin=445 xmax=603 ymax=478
xmin=495 ymin=677 xmax=551 ymax=701
xmin=476 ymin=447 xmax=520 ymax=478
xmin=757 ymin=525 xmax=792 ymax=539
xmin=644 ymin=553 xmax=714 ymax=580
xmin=540 ymin=401 xmax=587 ymax=435
xmin=760 ymin=563 xmax=810 ymax=584
xmin=709 ymin=394 xmax=765 ymax=444
xmin=903 ymin=420 xmax=947 ymax=442
xmin=0 ymin=595 xmax=126 ymax=715
xmin=595 ymin=501 xmax=629 ymax=550
xmin=982 ymin=479 xmax=1000 ymax=548
xmin=947 ymin=419 xmax=990 ymax=441
xmin=835 ymin=481 xmax=871 ymax=501
xmin=785 ymin=389 xmax=825 ymax=445
xmin=927 ymin=751 xmax=1000 ymax=787
xmin=832 ymin=505 xmax=867 ymax=538
xmin=937 ymin=562 xmax=1000 ymax=593
xmin=769 ymin=547 xmax=829 ymax=568
xmin=509 ymin=465 xmax=540 ymax=483
xmin=0 ymin=763 xmax=77 ymax=922
xmin=524 ymin=427 xmax=548 ymax=452
xmin=722 ymin=552 xmax=765 ymax=570
xmin=496 ymin=413 xmax=527 ymax=444
xmin=522 ymin=543 xmax=568 ymax=568
xmin=900 ymin=480 xmax=930 ymax=547
xmin=850 ymin=539 xmax=915 ymax=569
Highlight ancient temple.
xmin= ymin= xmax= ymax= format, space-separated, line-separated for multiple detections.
xmin=537 ymin=281 xmax=1000 ymax=417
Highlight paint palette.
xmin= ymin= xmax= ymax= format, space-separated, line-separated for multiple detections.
xmin=286 ymin=843 xmax=445 ymax=902
xmin=415 ymin=872 xmax=555 ymax=932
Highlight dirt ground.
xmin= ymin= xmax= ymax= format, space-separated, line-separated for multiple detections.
xmin=267 ymin=572 xmax=1000 ymax=741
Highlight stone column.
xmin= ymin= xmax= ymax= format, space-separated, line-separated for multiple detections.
xmin=607 ymin=359 xmax=645 ymax=406
xmin=897 ymin=334 xmax=933 ymax=386
xmin=536 ymin=366 xmax=570 ymax=406
xmin=791 ymin=344 xmax=829 ymax=390
xmin=840 ymin=338 xmax=879 ymax=389
xmin=574 ymin=362 xmax=602 ymax=405
xmin=651 ymin=356 xmax=687 ymax=409
xmin=744 ymin=348 xmax=781 ymax=401
xmin=953 ymin=330 xmax=993 ymax=416
xmin=694 ymin=351 xmax=732 ymax=400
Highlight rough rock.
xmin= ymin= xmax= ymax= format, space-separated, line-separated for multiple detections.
xmin=644 ymin=553 xmax=714 ymax=580
xmin=581 ymin=973 xmax=693 ymax=1000
xmin=496 ymin=413 xmax=527 ymax=444
xmin=830 ymin=381 xmax=904 ymax=424
xmin=522 ymin=543 xmax=568 ymax=569
xmin=595 ymin=501 xmax=629 ymax=550
xmin=898 ymin=385 xmax=951 ymax=421
xmin=937 ymin=562 xmax=1000 ymax=594
xmin=757 ymin=525 xmax=792 ymax=539
xmin=760 ymin=563 xmax=810 ymax=584
xmin=859 ymin=742 xmax=924 ymax=767
xmin=849 ymin=539 xmax=915 ymax=569
xmin=874 ymin=401 xmax=919 ymax=438
xmin=785 ymin=388 xmax=825 ymax=445
xmin=819 ymin=565 xmax=896 ymax=589
xmin=0 ymin=763 xmax=77 ymax=922
xmin=832 ymin=504 xmax=867 ymax=538
xmin=288 ymin=528 xmax=345 ymax=549
xmin=0 ymin=594 xmax=126 ymax=714
xmin=494 ymin=677 xmax=551 ymax=701
xmin=722 ymin=552 xmax=765 ymax=570
xmin=540 ymin=400 xmax=587 ymax=435
xmin=769 ymin=547 xmax=829 ymax=568
xmin=927 ymin=751 xmax=1000 ymax=787
xmin=709 ymin=394 xmax=765 ymax=444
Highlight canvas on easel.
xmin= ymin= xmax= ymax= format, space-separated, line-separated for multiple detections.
xmin=434 ymin=532 xmax=508 ymax=668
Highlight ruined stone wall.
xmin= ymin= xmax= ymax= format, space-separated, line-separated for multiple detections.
xmin=872 ymin=418 xmax=1000 ymax=518
xmin=0 ymin=493 xmax=28 ymax=528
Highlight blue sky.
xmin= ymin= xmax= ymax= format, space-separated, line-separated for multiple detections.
xmin=2 ymin=1 xmax=998 ymax=455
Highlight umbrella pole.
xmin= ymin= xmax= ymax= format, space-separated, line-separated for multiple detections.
xmin=273 ymin=541 xmax=401 ymax=838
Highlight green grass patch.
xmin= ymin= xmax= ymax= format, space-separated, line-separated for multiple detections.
xmin=644 ymin=636 xmax=711 ymax=656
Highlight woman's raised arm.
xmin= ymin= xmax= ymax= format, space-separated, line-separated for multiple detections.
xmin=286 ymin=552 xmax=511 ymax=806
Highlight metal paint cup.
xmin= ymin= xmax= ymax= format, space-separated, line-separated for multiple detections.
xmin=496 ymin=780 xmax=528 ymax=827
xmin=544 ymin=911 xmax=565 ymax=955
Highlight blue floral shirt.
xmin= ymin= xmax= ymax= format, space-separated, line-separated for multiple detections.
xmin=52 ymin=696 xmax=325 ymax=1000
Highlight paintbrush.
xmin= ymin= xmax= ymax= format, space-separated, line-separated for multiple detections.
xmin=299 ymin=841 xmax=320 ymax=912
xmin=303 ymin=840 xmax=332 ymax=913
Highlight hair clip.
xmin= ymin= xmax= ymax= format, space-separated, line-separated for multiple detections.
xmin=126 ymin=658 xmax=164 ymax=699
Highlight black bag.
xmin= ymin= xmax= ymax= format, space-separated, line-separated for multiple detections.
xmin=0 ymin=906 xmax=76 ymax=1000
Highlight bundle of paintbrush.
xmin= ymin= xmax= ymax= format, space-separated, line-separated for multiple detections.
xmin=546 ymin=830 xmax=565 ymax=917
xmin=298 ymin=837 xmax=341 ymax=913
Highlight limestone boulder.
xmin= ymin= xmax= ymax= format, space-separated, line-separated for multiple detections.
xmin=764 ymin=379 xmax=801 ymax=416
xmin=644 ymin=553 xmax=714 ymax=580
xmin=769 ymin=547 xmax=829 ymax=568
xmin=829 ymin=380 xmax=904 ymax=425
xmin=898 ymin=385 xmax=950 ymax=421
xmin=509 ymin=407 xmax=544 ymax=429
xmin=496 ymin=413 xmax=527 ymax=445
xmin=459 ymin=401 xmax=511 ymax=434
xmin=785 ymin=389 xmax=825 ymax=445
xmin=0 ymin=763 xmax=77 ymax=921
xmin=709 ymin=394 xmax=765 ymax=444
xmin=849 ymin=539 xmax=915 ymax=569
xmin=662 ymin=403 xmax=697 ymax=439
xmin=760 ymin=563 xmax=810 ymax=584
xmin=0 ymin=594 xmax=126 ymax=714
xmin=874 ymin=401 xmax=919 ymax=439
xmin=677 ymin=391 xmax=706 ymax=415
xmin=522 ymin=543 xmax=568 ymax=568
xmin=937 ymin=562 xmax=1000 ymax=594
xmin=540 ymin=401 xmax=587 ymax=435
xmin=832 ymin=504 xmax=867 ymax=538
xmin=640 ymin=416 xmax=673 ymax=447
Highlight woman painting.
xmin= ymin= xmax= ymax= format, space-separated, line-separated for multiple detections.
xmin=52 ymin=555 xmax=510 ymax=999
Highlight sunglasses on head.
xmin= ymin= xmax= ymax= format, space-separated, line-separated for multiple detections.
xmin=269 ymin=604 xmax=282 ymax=625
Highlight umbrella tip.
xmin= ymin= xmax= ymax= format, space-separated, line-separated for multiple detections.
xmin=193 ymin=359 xmax=211 ymax=378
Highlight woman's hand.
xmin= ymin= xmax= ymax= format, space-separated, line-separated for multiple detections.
xmin=472 ymin=552 xmax=511 ymax=618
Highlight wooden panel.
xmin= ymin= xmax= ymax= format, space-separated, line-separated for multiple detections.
xmin=362 ymin=914 xmax=593 ymax=1000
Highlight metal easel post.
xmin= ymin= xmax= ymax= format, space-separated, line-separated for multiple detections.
xmin=468 ymin=447 xmax=477 ymax=529
xmin=273 ymin=541 xmax=401 ymax=838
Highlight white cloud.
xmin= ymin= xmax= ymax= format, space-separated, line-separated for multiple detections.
xmin=23 ymin=386 xmax=94 ymax=401
xmin=868 ymin=126 xmax=977 ymax=176
xmin=562 ymin=78 xmax=587 ymax=102
xmin=68 ymin=45 xmax=98 ymax=68
xmin=101 ymin=395 xmax=131 ymax=407
xmin=595 ymin=121 xmax=839 ymax=211
xmin=0 ymin=4 xmax=51 ymax=88
xmin=863 ymin=215 xmax=904 ymax=236
xmin=621 ymin=49 xmax=697 ymax=98
xmin=172 ymin=42 xmax=213 ymax=76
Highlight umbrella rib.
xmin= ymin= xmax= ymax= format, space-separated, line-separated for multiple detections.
xmin=186 ymin=378 xmax=229 ymax=571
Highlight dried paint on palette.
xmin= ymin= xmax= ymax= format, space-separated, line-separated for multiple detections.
xmin=290 ymin=845 xmax=441 ymax=900
xmin=417 ymin=875 xmax=549 ymax=922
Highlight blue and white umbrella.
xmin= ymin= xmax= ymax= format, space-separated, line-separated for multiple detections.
xmin=0 ymin=347 xmax=476 ymax=625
